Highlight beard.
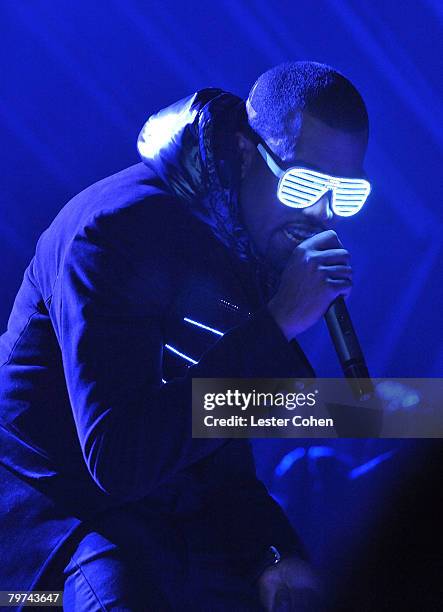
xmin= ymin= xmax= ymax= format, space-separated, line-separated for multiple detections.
xmin=264 ymin=225 xmax=315 ymax=272
xmin=259 ymin=222 xmax=323 ymax=298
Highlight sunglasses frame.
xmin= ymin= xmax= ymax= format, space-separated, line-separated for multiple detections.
xmin=256 ymin=141 xmax=371 ymax=217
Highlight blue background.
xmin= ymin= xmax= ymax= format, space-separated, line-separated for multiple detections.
xmin=1 ymin=0 xmax=442 ymax=590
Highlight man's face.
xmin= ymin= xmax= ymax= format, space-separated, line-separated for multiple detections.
xmin=238 ymin=111 xmax=368 ymax=272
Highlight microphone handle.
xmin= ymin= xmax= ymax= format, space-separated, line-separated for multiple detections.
xmin=324 ymin=297 xmax=374 ymax=400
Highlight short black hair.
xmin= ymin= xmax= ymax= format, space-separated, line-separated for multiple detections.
xmin=247 ymin=61 xmax=368 ymax=159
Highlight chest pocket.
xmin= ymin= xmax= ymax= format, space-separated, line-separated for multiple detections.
xmin=162 ymin=290 xmax=251 ymax=382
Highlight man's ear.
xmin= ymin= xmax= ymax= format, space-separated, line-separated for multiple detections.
xmin=235 ymin=131 xmax=257 ymax=180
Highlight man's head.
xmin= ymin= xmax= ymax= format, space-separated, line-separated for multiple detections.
xmin=237 ymin=61 xmax=369 ymax=271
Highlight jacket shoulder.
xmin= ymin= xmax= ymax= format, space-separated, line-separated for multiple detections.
xmin=51 ymin=162 xmax=188 ymax=243
xmin=34 ymin=163 xmax=200 ymax=300
xmin=72 ymin=163 xmax=207 ymax=275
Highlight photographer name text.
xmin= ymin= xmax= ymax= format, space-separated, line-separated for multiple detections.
xmin=203 ymin=414 xmax=334 ymax=428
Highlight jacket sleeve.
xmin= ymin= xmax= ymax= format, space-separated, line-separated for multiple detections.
xmin=192 ymin=438 xmax=309 ymax=581
xmin=50 ymin=209 xmax=311 ymax=503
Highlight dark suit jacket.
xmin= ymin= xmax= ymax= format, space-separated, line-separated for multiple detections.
xmin=0 ymin=99 xmax=314 ymax=594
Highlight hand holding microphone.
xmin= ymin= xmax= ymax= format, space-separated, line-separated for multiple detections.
xmin=268 ymin=229 xmax=373 ymax=399
xmin=268 ymin=229 xmax=353 ymax=340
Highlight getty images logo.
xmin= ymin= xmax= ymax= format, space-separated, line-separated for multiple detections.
xmin=203 ymin=389 xmax=318 ymax=411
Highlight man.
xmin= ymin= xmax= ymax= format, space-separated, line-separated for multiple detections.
xmin=0 ymin=61 xmax=368 ymax=610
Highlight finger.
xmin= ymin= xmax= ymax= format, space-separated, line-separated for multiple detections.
xmin=325 ymin=277 xmax=353 ymax=299
xmin=318 ymin=265 xmax=353 ymax=280
xmin=302 ymin=229 xmax=343 ymax=250
xmin=312 ymin=249 xmax=351 ymax=266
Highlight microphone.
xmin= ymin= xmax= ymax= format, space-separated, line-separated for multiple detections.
xmin=324 ymin=297 xmax=374 ymax=400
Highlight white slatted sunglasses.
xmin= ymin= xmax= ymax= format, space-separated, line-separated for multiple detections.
xmin=257 ymin=143 xmax=371 ymax=217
